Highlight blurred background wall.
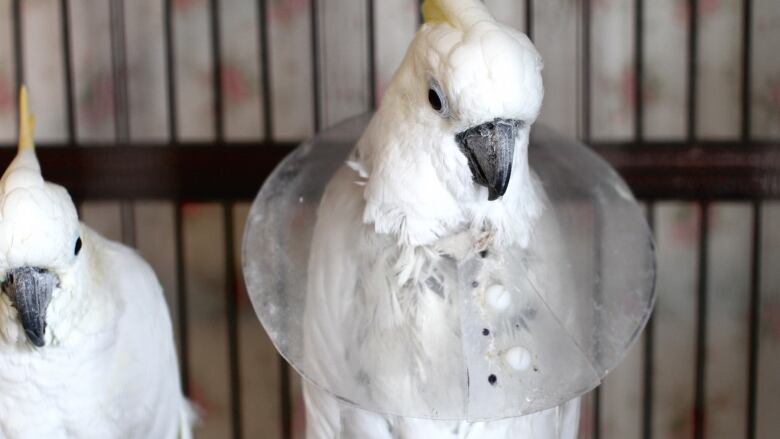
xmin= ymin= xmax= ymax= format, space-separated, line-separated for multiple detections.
xmin=0 ymin=0 xmax=778 ymax=438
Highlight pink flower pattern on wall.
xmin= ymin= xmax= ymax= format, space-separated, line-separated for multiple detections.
xmin=757 ymin=75 xmax=780 ymax=122
xmin=173 ymin=0 xmax=202 ymax=12
xmin=269 ymin=0 xmax=309 ymax=24
xmin=764 ymin=301 xmax=780 ymax=343
xmin=0 ymin=76 xmax=12 ymax=112
xmin=221 ymin=63 xmax=254 ymax=105
xmin=80 ymin=72 xmax=115 ymax=128
xmin=676 ymin=0 xmax=721 ymax=23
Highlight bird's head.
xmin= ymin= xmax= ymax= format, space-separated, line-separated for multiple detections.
xmin=353 ymin=0 xmax=544 ymax=246
xmin=0 ymin=87 xmax=82 ymax=347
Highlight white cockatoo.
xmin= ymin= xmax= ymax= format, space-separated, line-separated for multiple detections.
xmin=0 ymin=88 xmax=192 ymax=438
xmin=302 ymin=0 xmax=580 ymax=438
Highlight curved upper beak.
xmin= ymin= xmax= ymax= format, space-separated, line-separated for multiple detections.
xmin=455 ymin=118 xmax=522 ymax=201
xmin=2 ymin=267 xmax=58 ymax=347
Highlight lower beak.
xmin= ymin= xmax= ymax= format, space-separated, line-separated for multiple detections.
xmin=3 ymin=267 xmax=58 ymax=347
xmin=455 ymin=118 xmax=521 ymax=201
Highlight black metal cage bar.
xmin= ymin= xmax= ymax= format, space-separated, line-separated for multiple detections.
xmin=694 ymin=202 xmax=710 ymax=439
xmin=642 ymin=202 xmax=655 ymax=439
xmin=746 ymin=200 xmax=762 ymax=439
xmin=60 ymin=0 xmax=77 ymax=144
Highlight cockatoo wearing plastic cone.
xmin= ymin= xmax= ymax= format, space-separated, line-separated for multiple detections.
xmin=0 ymin=88 xmax=193 ymax=438
xmin=303 ymin=0 xmax=580 ymax=438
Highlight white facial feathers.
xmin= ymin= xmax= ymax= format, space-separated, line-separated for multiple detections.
xmin=351 ymin=0 xmax=544 ymax=248
xmin=413 ymin=27 xmax=543 ymax=131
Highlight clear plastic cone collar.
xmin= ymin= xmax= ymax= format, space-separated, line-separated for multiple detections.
xmin=242 ymin=114 xmax=656 ymax=421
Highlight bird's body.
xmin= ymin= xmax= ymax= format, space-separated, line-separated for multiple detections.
xmin=302 ymin=0 xmax=581 ymax=437
xmin=303 ymin=167 xmax=581 ymax=438
xmin=0 ymin=88 xmax=191 ymax=439
xmin=0 ymin=227 xmax=190 ymax=439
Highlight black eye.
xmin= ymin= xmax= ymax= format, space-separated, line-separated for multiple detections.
xmin=428 ymin=88 xmax=443 ymax=112
xmin=74 ymin=237 xmax=82 ymax=256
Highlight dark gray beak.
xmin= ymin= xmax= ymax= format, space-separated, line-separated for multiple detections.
xmin=2 ymin=267 xmax=58 ymax=347
xmin=455 ymin=118 xmax=522 ymax=201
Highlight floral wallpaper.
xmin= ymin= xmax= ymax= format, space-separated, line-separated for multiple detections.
xmin=0 ymin=0 xmax=778 ymax=438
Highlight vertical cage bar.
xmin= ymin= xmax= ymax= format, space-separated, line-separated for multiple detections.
xmin=694 ymin=202 xmax=709 ymax=439
xmin=593 ymin=205 xmax=603 ymax=439
xmin=109 ymin=0 xmax=130 ymax=142
xmin=686 ymin=0 xmax=698 ymax=143
xmin=741 ymin=0 xmax=752 ymax=140
xmin=60 ymin=0 xmax=77 ymax=144
xmin=223 ymin=203 xmax=242 ymax=439
xmin=11 ymin=0 xmax=23 ymax=136
xmin=280 ymin=358 xmax=292 ymax=439
xmin=257 ymin=0 xmax=274 ymax=141
xmin=173 ymin=207 xmax=191 ymax=395
xmin=208 ymin=0 xmax=243 ymax=437
xmin=109 ymin=0 xmax=136 ymax=248
xmin=367 ymin=0 xmax=377 ymax=109
xmin=635 ymin=10 xmax=649 ymax=436
xmin=276 ymin=0 xmax=292 ymax=408
xmin=163 ymin=0 xmax=190 ymax=398
xmin=12 ymin=0 xmax=23 ymax=93
xmin=634 ymin=0 xmax=644 ymax=140
xmin=581 ymin=0 xmax=591 ymax=142
xmin=118 ymin=183 xmax=136 ymax=249
xmin=310 ymin=0 xmax=322 ymax=132
xmin=164 ymin=0 xmax=179 ymax=144
xmin=746 ymin=201 xmax=762 ymax=439
xmin=209 ymin=0 xmax=224 ymax=141
xmin=525 ymin=0 xmax=534 ymax=41
xmin=642 ymin=202 xmax=655 ymax=439
xmin=581 ymin=1 xmax=598 ymax=432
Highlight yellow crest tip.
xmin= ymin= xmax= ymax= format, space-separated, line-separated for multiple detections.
xmin=422 ymin=0 xmax=447 ymax=25
xmin=18 ymin=85 xmax=35 ymax=152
